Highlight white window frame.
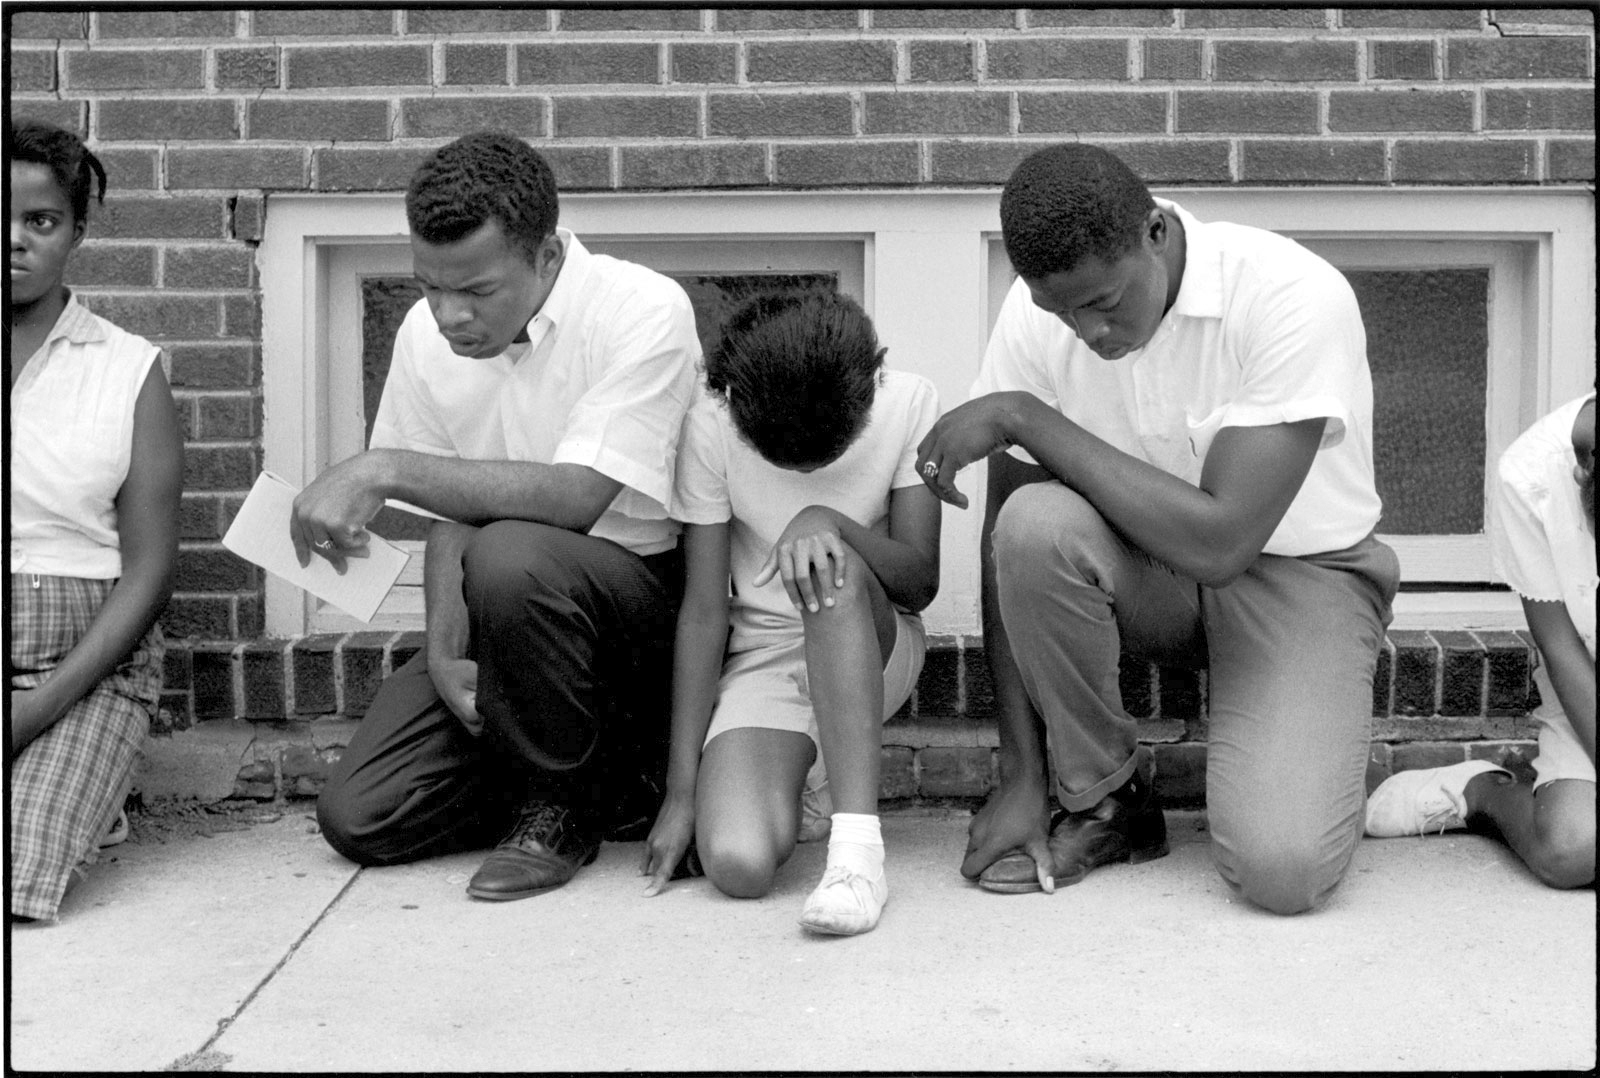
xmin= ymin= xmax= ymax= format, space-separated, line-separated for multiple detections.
xmin=260 ymin=188 xmax=1593 ymax=636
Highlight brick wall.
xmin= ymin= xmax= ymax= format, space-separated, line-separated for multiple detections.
xmin=8 ymin=8 xmax=1593 ymax=792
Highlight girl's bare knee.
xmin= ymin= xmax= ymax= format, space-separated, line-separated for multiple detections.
xmin=700 ymin=836 xmax=779 ymax=899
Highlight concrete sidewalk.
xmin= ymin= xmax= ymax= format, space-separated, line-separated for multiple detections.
xmin=7 ymin=807 xmax=1595 ymax=1073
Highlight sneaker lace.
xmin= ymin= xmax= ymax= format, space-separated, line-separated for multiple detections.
xmin=1417 ymin=792 xmax=1460 ymax=836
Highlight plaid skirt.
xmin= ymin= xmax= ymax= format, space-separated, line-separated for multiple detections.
xmin=9 ymin=574 xmax=163 ymax=921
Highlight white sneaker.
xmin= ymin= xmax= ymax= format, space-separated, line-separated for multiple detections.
xmin=799 ymin=865 xmax=887 ymax=935
xmin=798 ymin=783 xmax=833 ymax=844
xmin=1365 ymin=760 xmax=1507 ymax=837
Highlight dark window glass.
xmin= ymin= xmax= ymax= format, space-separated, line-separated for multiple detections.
xmin=1348 ymin=268 xmax=1489 ymax=535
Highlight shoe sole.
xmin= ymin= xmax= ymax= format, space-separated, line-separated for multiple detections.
xmin=975 ymin=840 xmax=1171 ymax=895
xmin=465 ymin=845 xmax=599 ymax=901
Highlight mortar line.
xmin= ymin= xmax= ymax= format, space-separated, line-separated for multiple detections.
xmin=167 ymin=866 xmax=365 ymax=1068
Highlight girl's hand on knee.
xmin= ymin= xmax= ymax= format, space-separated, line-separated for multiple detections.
xmin=641 ymin=791 xmax=696 ymax=896
xmin=754 ymin=506 xmax=846 ymax=613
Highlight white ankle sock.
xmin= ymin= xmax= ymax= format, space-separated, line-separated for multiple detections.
xmin=826 ymin=812 xmax=884 ymax=877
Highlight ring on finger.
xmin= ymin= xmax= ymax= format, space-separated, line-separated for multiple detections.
xmin=313 ymin=539 xmax=334 ymax=550
xmin=921 ymin=460 xmax=939 ymax=479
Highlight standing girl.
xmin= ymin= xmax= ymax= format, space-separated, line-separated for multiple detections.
xmin=9 ymin=120 xmax=183 ymax=923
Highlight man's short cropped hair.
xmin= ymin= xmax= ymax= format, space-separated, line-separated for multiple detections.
xmin=405 ymin=131 xmax=558 ymax=265
xmin=705 ymin=288 xmax=886 ymax=469
xmin=1000 ymin=144 xmax=1156 ymax=281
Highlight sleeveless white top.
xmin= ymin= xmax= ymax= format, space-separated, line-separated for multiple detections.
xmin=10 ymin=295 xmax=164 ymax=579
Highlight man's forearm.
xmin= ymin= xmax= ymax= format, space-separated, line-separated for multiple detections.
xmin=366 ymin=450 xmax=621 ymax=531
xmin=424 ymin=521 xmax=477 ymax=661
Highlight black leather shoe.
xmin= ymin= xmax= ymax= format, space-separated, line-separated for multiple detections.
xmin=466 ymin=801 xmax=600 ymax=901
xmin=978 ymin=765 xmax=1169 ymax=894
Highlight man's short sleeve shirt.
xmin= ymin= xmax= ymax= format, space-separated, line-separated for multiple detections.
xmin=370 ymin=229 xmax=701 ymax=556
xmin=972 ymin=199 xmax=1382 ymax=557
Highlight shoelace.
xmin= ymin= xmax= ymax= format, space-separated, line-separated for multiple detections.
xmin=1417 ymin=793 xmax=1460 ymax=836
xmin=506 ymin=802 xmax=566 ymax=846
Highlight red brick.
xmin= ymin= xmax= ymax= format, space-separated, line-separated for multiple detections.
xmin=880 ymin=747 xmax=918 ymax=800
xmin=554 ymin=95 xmax=698 ymax=139
xmin=916 ymin=648 xmax=961 ymax=714
xmin=98 ymin=10 xmax=236 ymax=37
xmin=443 ymin=43 xmax=509 ymax=86
xmin=407 ymin=9 xmax=551 ymax=34
xmin=871 ymin=8 xmax=1016 ymax=29
xmin=9 ymin=48 xmax=56 ymax=92
xmin=558 ymin=8 xmax=701 ymax=32
xmin=1213 ymin=40 xmax=1359 ymax=82
xmin=222 ymin=294 xmax=259 ymax=337
xmin=179 ymin=494 xmax=224 ymax=540
xmin=1390 ymin=630 xmax=1440 ymax=715
xmin=216 ymin=47 xmax=281 ymax=90
xmin=175 ymin=397 xmax=198 ymax=440
xmin=161 ymin=597 xmax=234 ymax=642
xmin=64 ymin=244 xmax=157 ymax=288
xmin=403 ymin=97 xmax=547 ymax=140
xmin=83 ymin=293 xmax=220 ymax=340
xmin=189 ymin=642 xmax=238 ymax=717
xmin=1151 ymin=743 xmax=1207 ymax=806
xmin=235 ymin=594 xmax=264 ymax=640
xmin=93 ymin=149 xmax=158 ymax=192
xmin=1143 ymin=39 xmax=1202 ymax=80
xmin=917 ymin=745 xmax=994 ymax=797
xmin=1329 ymin=89 xmax=1474 ymax=132
xmin=670 ymin=42 xmax=737 ymax=84
xmin=167 ymin=247 xmax=255 ymax=291
xmin=230 ymin=197 xmax=265 ymax=243
xmin=537 ymin=146 xmax=615 ymax=190
xmin=241 ymin=641 xmax=288 ymax=719
xmin=1177 ymin=90 xmax=1318 ymax=133
xmin=314 ymin=147 xmax=431 ymax=191
xmin=96 ymin=196 xmax=230 ymax=240
xmin=709 ymin=92 xmax=854 ymax=137
xmin=1492 ymin=8 xmax=1598 ymax=28
xmin=1239 ymin=140 xmax=1389 ymax=183
xmin=249 ymin=99 xmax=391 ymax=142
xmin=169 ymin=148 xmax=306 ymax=191
xmin=1019 ymin=91 xmax=1167 ymax=134
xmin=98 ymin=98 xmax=237 ymax=142
xmin=1341 ymin=9 xmax=1483 ymax=29
xmin=1547 ymin=138 xmax=1595 ymax=181
xmin=1484 ymin=88 xmax=1595 ymax=131
xmin=1446 ymin=37 xmax=1590 ymax=79
xmin=864 ymin=91 xmax=1009 ymax=135
xmin=168 ymin=343 xmax=258 ymax=389
xmin=909 ymin=40 xmax=976 ymax=82
xmin=618 ymin=143 xmax=768 ymax=188
xmin=285 ymin=45 xmax=430 ymax=89
xmin=987 ymin=38 xmax=1130 ymax=80
xmin=339 ymin=632 xmax=395 ymax=717
xmin=253 ymin=9 xmax=396 ymax=35
xmin=1369 ymin=40 xmax=1439 ymax=81
xmin=64 ymin=48 xmax=204 ymax=90
xmin=1372 ymin=637 xmax=1394 ymax=717
xmin=1182 ymin=8 xmax=1327 ymax=28
xmin=1394 ymin=139 xmax=1538 ymax=182
xmin=1436 ymin=629 xmax=1487 ymax=717
xmin=218 ymin=494 xmax=247 ymax=536
xmin=516 ymin=42 xmax=659 ymax=85
xmin=926 ymin=139 xmax=1038 ymax=184
xmin=9 ymin=11 xmax=87 ymax=38
xmin=293 ymin=637 xmax=340 ymax=716
xmin=11 ymin=99 xmax=86 ymax=135
xmin=1027 ymin=8 xmax=1173 ymax=28
xmin=749 ymin=40 xmax=897 ymax=83
xmin=773 ymin=141 xmax=921 ymax=186
xmin=716 ymin=9 xmax=860 ymax=31
xmin=178 ymin=546 xmax=255 ymax=592
xmin=1115 ymin=140 xmax=1233 ymax=183
xmin=184 ymin=445 xmax=259 ymax=491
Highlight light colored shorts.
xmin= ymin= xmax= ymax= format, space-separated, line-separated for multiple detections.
xmin=704 ymin=611 xmax=925 ymax=793
xmin=1531 ymin=667 xmax=1597 ymax=789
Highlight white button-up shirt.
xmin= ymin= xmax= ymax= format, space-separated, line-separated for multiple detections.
xmin=370 ymin=229 xmax=702 ymax=556
xmin=973 ymin=199 xmax=1382 ymax=557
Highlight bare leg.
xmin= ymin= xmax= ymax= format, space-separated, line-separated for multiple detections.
xmin=803 ymin=544 xmax=900 ymax=815
xmin=1466 ymin=774 xmax=1596 ymax=889
xmin=695 ymin=727 xmax=814 ymax=898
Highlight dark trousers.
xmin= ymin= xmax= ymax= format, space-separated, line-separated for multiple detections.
xmin=317 ymin=521 xmax=683 ymax=866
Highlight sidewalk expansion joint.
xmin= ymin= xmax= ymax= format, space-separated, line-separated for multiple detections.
xmin=163 ymin=867 xmax=365 ymax=1070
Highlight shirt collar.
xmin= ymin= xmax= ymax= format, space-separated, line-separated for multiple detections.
xmin=532 ymin=227 xmax=591 ymax=331
xmin=46 ymin=292 xmax=111 ymax=348
xmin=1158 ymin=198 xmax=1224 ymax=321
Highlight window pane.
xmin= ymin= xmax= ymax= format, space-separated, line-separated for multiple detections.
xmin=1349 ymin=269 xmax=1489 ymax=535
xmin=358 ymin=271 xmax=837 ymax=538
